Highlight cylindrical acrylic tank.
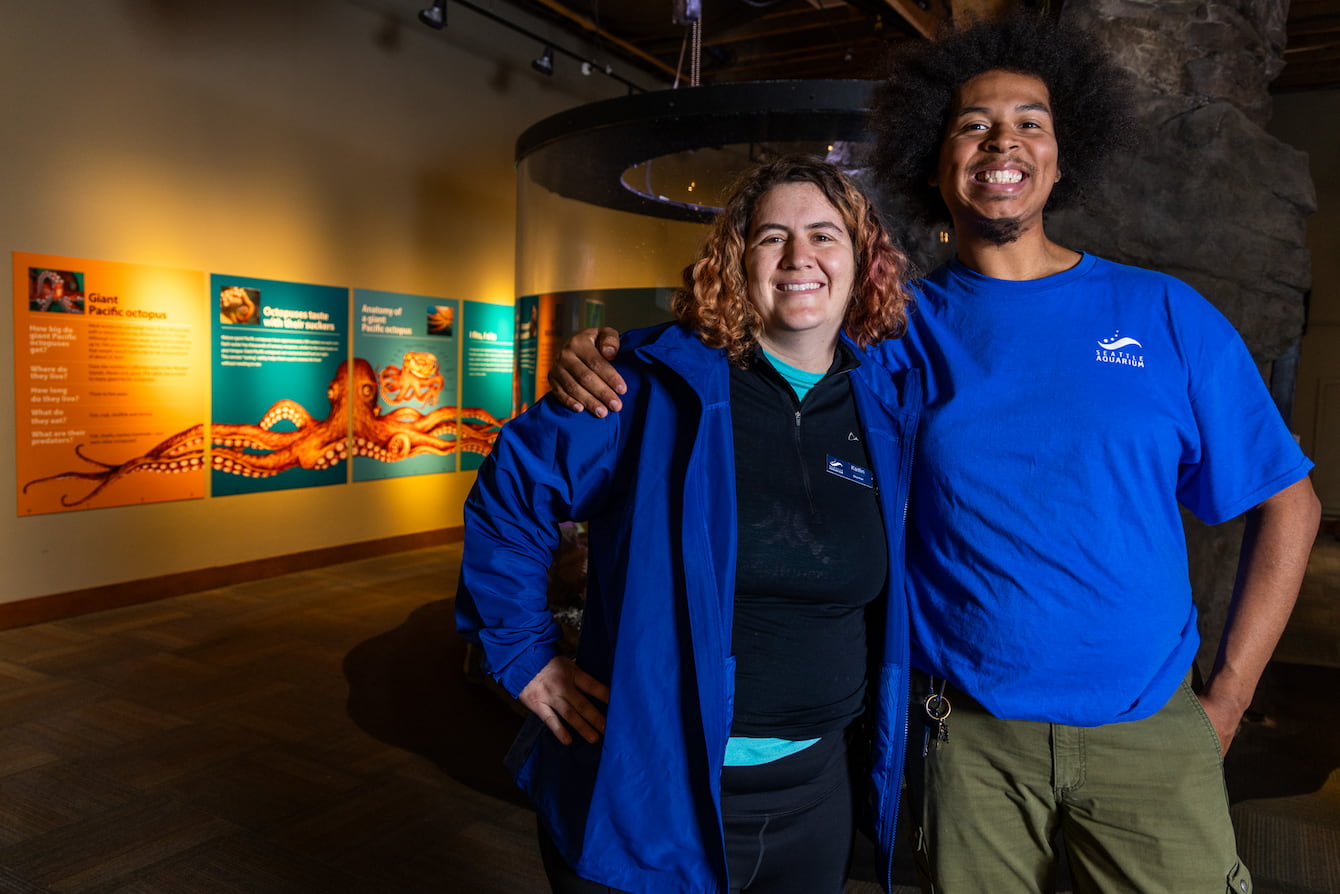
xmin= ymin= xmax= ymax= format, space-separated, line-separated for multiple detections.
xmin=512 ymin=80 xmax=877 ymax=410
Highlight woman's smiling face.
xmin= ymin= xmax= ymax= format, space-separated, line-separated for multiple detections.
xmin=745 ymin=181 xmax=855 ymax=352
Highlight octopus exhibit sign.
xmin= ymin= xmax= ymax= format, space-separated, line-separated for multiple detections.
xmin=352 ymin=288 xmax=465 ymax=482
xmin=459 ymin=300 xmax=517 ymax=473
xmin=14 ymin=254 xmax=512 ymax=515
xmin=209 ymin=273 xmax=352 ymax=497
xmin=15 ymin=252 xmax=210 ymax=515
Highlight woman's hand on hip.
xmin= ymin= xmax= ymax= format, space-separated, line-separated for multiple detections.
xmin=518 ymin=656 xmax=611 ymax=745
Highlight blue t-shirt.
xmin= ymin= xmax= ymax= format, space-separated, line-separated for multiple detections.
xmin=874 ymin=254 xmax=1313 ymax=725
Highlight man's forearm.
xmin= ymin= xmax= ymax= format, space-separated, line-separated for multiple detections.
xmin=1199 ymin=476 xmax=1320 ymax=750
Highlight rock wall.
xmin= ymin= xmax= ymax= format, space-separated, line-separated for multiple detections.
xmin=1052 ymin=0 xmax=1315 ymax=674
xmin=1054 ymin=0 xmax=1314 ymax=356
xmin=1063 ymin=0 xmax=1287 ymax=124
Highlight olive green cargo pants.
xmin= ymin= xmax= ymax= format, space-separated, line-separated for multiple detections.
xmin=906 ymin=673 xmax=1251 ymax=893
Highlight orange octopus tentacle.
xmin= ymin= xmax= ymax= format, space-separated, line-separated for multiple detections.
xmin=21 ymin=427 xmax=206 ymax=507
xmin=22 ymin=357 xmax=517 ymax=506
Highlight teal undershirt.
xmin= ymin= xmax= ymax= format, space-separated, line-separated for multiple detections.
xmin=722 ymin=348 xmax=826 ymax=767
xmin=761 ymin=347 xmax=824 ymax=401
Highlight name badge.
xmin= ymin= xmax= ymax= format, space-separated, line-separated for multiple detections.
xmin=826 ymin=454 xmax=874 ymax=489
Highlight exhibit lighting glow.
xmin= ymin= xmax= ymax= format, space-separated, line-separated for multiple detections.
xmin=139 ymin=267 xmax=198 ymax=311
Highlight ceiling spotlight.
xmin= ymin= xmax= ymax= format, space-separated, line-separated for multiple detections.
xmin=418 ymin=0 xmax=446 ymax=30
xmin=532 ymin=45 xmax=555 ymax=76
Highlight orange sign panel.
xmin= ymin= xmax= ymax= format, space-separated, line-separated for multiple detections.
xmin=14 ymin=252 xmax=209 ymax=515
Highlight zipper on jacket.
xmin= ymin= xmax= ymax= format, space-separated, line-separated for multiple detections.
xmin=887 ymin=422 xmax=918 ymax=894
xmin=792 ymin=407 xmax=817 ymax=509
xmin=902 ymin=428 xmax=916 ymax=525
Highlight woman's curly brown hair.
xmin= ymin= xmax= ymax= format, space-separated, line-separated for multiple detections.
xmin=870 ymin=13 xmax=1135 ymax=225
xmin=673 ymin=155 xmax=914 ymax=366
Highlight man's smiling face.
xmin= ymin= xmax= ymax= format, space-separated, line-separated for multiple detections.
xmin=933 ymin=69 xmax=1061 ymax=244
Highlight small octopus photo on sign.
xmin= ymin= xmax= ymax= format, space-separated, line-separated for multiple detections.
xmin=219 ymin=285 xmax=261 ymax=325
xmin=427 ymin=304 xmax=454 ymax=336
xmin=29 ymin=268 xmax=85 ymax=314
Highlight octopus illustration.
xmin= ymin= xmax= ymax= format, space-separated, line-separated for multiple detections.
xmin=380 ymin=351 xmax=444 ymax=405
xmin=22 ymin=358 xmax=508 ymax=507
xmin=219 ymin=286 xmax=258 ymax=324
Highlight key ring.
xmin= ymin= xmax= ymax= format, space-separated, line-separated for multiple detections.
xmin=924 ymin=692 xmax=952 ymax=721
xmin=924 ymin=678 xmax=952 ymax=721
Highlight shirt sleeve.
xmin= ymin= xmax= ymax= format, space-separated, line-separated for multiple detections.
xmin=1175 ymin=294 xmax=1313 ymax=525
xmin=455 ymin=392 xmax=624 ymax=696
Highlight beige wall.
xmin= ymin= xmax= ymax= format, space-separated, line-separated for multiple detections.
xmin=1269 ymin=88 xmax=1340 ymax=516
xmin=0 ymin=1 xmax=658 ymax=603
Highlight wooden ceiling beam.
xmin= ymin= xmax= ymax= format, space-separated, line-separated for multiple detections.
xmin=869 ymin=0 xmax=943 ymax=39
xmin=1285 ymin=16 xmax=1340 ymax=39
xmin=950 ymin=0 xmax=1018 ymax=25
xmin=731 ymin=37 xmax=886 ymax=65
xmin=700 ymin=12 xmax=866 ymax=49
xmin=1286 ymin=34 xmax=1340 ymax=52
xmin=870 ymin=0 xmax=1029 ymax=37
xmin=525 ymin=0 xmax=680 ymax=78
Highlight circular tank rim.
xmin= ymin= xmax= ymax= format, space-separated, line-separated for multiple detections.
xmin=514 ymin=80 xmax=879 ymax=223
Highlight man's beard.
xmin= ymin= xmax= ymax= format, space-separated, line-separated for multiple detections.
xmin=975 ymin=215 xmax=1023 ymax=246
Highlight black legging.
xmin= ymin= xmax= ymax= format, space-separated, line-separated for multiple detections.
xmin=539 ymin=731 xmax=853 ymax=894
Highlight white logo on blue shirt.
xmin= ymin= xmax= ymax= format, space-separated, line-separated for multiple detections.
xmin=1095 ymin=330 xmax=1146 ymax=368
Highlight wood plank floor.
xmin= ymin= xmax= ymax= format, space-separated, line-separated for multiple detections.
xmin=0 ymin=546 xmax=551 ymax=893
xmin=0 ymin=537 xmax=1336 ymax=893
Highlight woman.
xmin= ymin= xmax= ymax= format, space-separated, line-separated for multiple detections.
xmin=457 ymin=156 xmax=919 ymax=893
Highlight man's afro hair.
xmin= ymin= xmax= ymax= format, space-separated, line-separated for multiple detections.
xmin=869 ymin=13 xmax=1136 ymax=225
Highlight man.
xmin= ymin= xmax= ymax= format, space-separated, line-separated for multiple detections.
xmin=547 ymin=15 xmax=1320 ymax=893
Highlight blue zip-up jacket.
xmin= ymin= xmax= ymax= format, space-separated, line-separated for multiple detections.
xmin=457 ymin=322 xmax=920 ymax=893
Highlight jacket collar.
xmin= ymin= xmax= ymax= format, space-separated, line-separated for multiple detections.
xmin=633 ymin=323 xmax=730 ymax=397
xmin=843 ymin=333 xmax=921 ymax=415
xmin=629 ymin=322 xmax=918 ymax=412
